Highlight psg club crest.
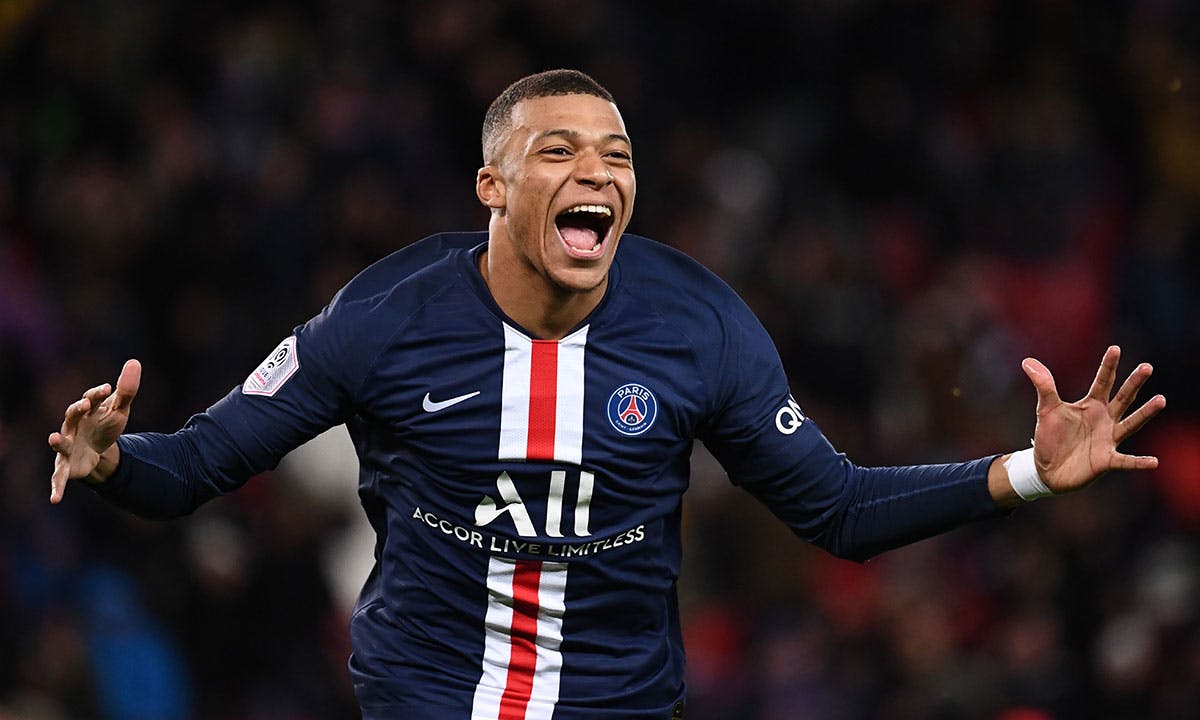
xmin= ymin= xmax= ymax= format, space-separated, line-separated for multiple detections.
xmin=607 ymin=383 xmax=658 ymax=436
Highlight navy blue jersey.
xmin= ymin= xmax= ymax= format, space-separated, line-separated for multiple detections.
xmin=97 ymin=232 xmax=1000 ymax=719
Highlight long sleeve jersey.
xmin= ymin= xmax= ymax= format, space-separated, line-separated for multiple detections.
xmin=95 ymin=231 xmax=1001 ymax=719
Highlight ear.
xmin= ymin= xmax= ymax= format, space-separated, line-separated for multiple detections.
xmin=476 ymin=165 xmax=506 ymax=214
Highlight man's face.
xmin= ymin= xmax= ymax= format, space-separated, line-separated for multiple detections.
xmin=479 ymin=93 xmax=636 ymax=295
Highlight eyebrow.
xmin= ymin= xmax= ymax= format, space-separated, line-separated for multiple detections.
xmin=536 ymin=128 xmax=632 ymax=146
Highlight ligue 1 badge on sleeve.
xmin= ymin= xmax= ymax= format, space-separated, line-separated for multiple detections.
xmin=243 ymin=336 xmax=300 ymax=397
xmin=607 ymin=382 xmax=658 ymax=436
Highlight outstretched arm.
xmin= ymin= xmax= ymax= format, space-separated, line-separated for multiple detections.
xmin=988 ymin=346 xmax=1166 ymax=508
xmin=48 ymin=359 xmax=142 ymax=503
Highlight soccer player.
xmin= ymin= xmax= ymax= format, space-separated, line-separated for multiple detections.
xmin=48 ymin=70 xmax=1165 ymax=719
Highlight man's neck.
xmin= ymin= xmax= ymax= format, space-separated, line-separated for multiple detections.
xmin=478 ymin=246 xmax=606 ymax=342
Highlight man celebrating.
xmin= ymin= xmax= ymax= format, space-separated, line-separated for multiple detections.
xmin=48 ymin=70 xmax=1165 ymax=719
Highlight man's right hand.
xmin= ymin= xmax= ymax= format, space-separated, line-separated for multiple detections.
xmin=48 ymin=359 xmax=142 ymax=504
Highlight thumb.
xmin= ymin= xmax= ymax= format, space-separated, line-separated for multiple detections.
xmin=1022 ymin=357 xmax=1062 ymax=414
xmin=111 ymin=359 xmax=142 ymax=412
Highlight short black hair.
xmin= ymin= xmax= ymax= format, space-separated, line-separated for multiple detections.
xmin=481 ymin=69 xmax=615 ymax=164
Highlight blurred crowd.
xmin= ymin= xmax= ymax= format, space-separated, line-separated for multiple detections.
xmin=2 ymin=1 xmax=1198 ymax=718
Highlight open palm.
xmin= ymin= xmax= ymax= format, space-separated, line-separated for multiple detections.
xmin=1024 ymin=346 xmax=1165 ymax=494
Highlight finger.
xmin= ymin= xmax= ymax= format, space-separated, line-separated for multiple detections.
xmin=48 ymin=431 xmax=72 ymax=453
xmin=1022 ymin=357 xmax=1062 ymax=415
xmin=1115 ymin=394 xmax=1167 ymax=444
xmin=84 ymin=383 xmax=113 ymax=407
xmin=1109 ymin=363 xmax=1152 ymax=420
xmin=1085 ymin=345 xmax=1121 ymax=402
xmin=62 ymin=398 xmax=92 ymax=434
xmin=1108 ymin=451 xmax=1159 ymax=472
xmin=111 ymin=359 xmax=142 ymax=412
xmin=50 ymin=455 xmax=69 ymax=504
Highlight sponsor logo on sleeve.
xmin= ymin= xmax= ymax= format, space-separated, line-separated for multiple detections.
xmin=243 ymin=336 xmax=299 ymax=397
xmin=607 ymin=382 xmax=658 ymax=436
xmin=775 ymin=394 xmax=806 ymax=435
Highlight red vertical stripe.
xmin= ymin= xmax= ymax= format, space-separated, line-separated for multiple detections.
xmin=526 ymin=340 xmax=558 ymax=460
xmin=498 ymin=560 xmax=543 ymax=719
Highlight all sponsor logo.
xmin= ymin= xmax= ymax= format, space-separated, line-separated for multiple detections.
xmin=606 ymin=382 xmax=658 ymax=436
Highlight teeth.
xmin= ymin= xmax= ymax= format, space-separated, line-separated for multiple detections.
xmin=562 ymin=204 xmax=612 ymax=217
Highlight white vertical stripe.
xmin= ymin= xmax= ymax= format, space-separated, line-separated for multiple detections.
xmin=526 ymin=562 xmax=567 ymax=720
xmin=472 ymin=557 xmax=515 ymax=719
xmin=554 ymin=325 xmax=588 ymax=465
xmin=499 ymin=324 xmax=532 ymax=461
xmin=471 ymin=559 xmax=569 ymax=720
xmin=480 ymin=322 xmax=582 ymax=717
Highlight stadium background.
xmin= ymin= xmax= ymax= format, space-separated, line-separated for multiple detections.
xmin=2 ymin=1 xmax=1199 ymax=718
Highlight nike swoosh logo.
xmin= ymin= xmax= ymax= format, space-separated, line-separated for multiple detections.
xmin=422 ymin=390 xmax=481 ymax=413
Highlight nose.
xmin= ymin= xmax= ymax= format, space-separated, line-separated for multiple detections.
xmin=574 ymin=151 xmax=614 ymax=189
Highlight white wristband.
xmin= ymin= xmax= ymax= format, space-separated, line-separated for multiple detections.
xmin=1004 ymin=447 xmax=1053 ymax=501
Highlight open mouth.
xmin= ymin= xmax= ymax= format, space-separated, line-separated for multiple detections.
xmin=555 ymin=204 xmax=614 ymax=258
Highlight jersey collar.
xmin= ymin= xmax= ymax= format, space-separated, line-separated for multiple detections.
xmin=459 ymin=239 xmax=623 ymax=340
